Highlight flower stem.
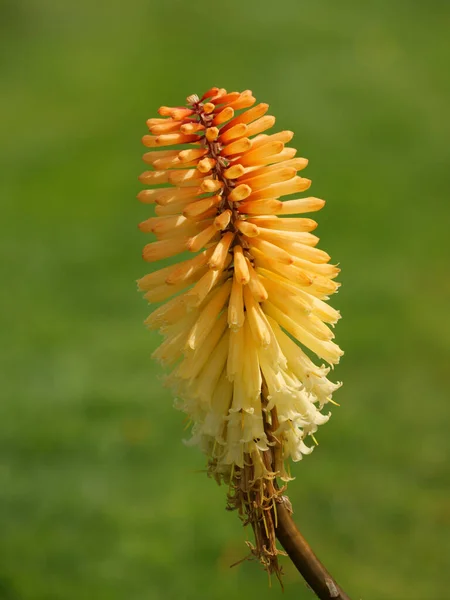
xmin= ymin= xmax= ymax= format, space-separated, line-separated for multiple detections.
xmin=274 ymin=498 xmax=352 ymax=600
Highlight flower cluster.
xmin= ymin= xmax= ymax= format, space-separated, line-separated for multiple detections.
xmin=138 ymin=88 xmax=342 ymax=574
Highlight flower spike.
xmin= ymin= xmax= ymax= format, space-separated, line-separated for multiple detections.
xmin=137 ymin=89 xmax=343 ymax=580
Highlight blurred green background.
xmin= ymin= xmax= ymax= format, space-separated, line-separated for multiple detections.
xmin=1 ymin=1 xmax=449 ymax=598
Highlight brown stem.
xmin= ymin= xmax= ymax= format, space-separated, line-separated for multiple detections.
xmin=274 ymin=499 xmax=351 ymax=600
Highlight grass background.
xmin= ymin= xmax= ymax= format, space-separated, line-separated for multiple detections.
xmin=1 ymin=1 xmax=450 ymax=598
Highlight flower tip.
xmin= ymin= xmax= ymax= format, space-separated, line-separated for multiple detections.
xmin=299 ymin=177 xmax=312 ymax=191
xmin=203 ymin=102 xmax=215 ymax=114
xmin=229 ymin=184 xmax=252 ymax=202
xmin=201 ymin=179 xmax=223 ymax=193
xmin=205 ymin=127 xmax=219 ymax=142
xmin=313 ymin=197 xmax=326 ymax=209
xmin=137 ymin=189 xmax=153 ymax=202
xmin=197 ymin=157 xmax=216 ymax=173
xmin=157 ymin=106 xmax=172 ymax=116
xmin=224 ymin=164 xmax=245 ymax=179
xmin=142 ymin=135 xmax=157 ymax=148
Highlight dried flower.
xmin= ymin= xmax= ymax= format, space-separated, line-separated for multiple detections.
xmin=138 ymin=88 xmax=343 ymax=577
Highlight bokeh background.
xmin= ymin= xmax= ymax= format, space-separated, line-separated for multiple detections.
xmin=1 ymin=1 xmax=449 ymax=598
